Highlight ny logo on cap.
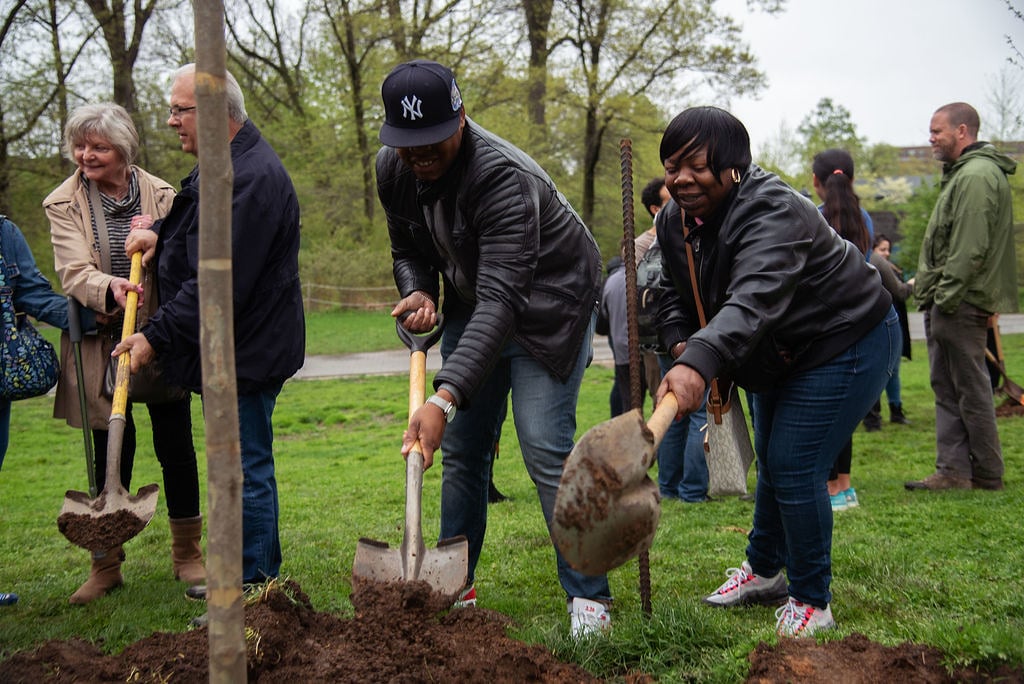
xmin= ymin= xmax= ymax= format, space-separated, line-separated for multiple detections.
xmin=401 ymin=95 xmax=423 ymax=121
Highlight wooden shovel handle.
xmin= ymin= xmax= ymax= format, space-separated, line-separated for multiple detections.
xmin=648 ymin=392 xmax=678 ymax=449
xmin=110 ymin=251 xmax=144 ymax=417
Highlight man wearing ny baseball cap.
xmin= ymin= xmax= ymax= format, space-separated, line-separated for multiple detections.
xmin=376 ymin=59 xmax=611 ymax=637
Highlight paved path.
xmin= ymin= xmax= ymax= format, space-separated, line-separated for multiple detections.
xmin=294 ymin=312 xmax=1024 ymax=380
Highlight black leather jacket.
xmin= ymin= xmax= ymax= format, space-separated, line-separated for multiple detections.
xmin=376 ymin=119 xmax=601 ymax=406
xmin=655 ymin=164 xmax=891 ymax=392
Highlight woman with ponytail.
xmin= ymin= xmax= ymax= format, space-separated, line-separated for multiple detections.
xmin=811 ymin=148 xmax=876 ymax=512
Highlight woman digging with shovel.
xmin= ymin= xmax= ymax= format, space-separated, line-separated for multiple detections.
xmin=653 ymin=107 xmax=899 ymax=637
xmin=45 ymin=103 xmax=205 ymax=605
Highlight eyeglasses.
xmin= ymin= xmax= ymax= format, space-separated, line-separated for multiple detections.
xmin=168 ymin=105 xmax=197 ymax=118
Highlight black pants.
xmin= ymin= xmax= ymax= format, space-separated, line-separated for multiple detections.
xmin=92 ymin=396 xmax=200 ymax=519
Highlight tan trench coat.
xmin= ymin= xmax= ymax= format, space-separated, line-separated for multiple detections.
xmin=43 ymin=166 xmax=176 ymax=429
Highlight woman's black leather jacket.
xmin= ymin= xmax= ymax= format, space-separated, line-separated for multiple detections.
xmin=655 ymin=164 xmax=892 ymax=392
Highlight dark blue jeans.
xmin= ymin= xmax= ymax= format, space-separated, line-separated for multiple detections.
xmin=656 ymin=353 xmax=709 ymax=501
xmin=439 ymin=313 xmax=611 ymax=602
xmin=746 ymin=308 xmax=899 ymax=608
xmin=236 ymin=383 xmax=283 ymax=583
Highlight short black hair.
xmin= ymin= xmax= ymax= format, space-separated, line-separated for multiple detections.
xmin=640 ymin=177 xmax=665 ymax=218
xmin=659 ymin=106 xmax=751 ymax=180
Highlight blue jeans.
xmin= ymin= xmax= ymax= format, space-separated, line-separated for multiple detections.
xmin=439 ymin=313 xmax=611 ymax=602
xmin=236 ymin=383 xmax=283 ymax=583
xmin=883 ymin=355 xmax=903 ymax=406
xmin=656 ymin=354 xmax=709 ymax=501
xmin=746 ymin=308 xmax=899 ymax=608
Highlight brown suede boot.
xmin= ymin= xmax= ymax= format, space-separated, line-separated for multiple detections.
xmin=69 ymin=546 xmax=124 ymax=605
xmin=170 ymin=516 xmax=206 ymax=585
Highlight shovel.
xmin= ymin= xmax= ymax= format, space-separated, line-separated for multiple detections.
xmin=57 ymin=252 xmax=159 ymax=552
xmin=985 ymin=347 xmax=1024 ymax=405
xmin=352 ymin=315 xmax=469 ymax=596
xmin=552 ymin=393 xmax=678 ymax=576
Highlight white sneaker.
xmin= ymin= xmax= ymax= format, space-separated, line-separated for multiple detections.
xmin=569 ymin=597 xmax=611 ymax=638
xmin=703 ymin=560 xmax=788 ymax=607
xmin=452 ymin=585 xmax=476 ymax=609
xmin=774 ymin=597 xmax=835 ymax=637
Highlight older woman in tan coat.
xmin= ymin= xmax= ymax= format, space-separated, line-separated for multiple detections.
xmin=44 ymin=102 xmax=204 ymax=605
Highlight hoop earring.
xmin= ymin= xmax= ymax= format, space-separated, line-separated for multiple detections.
xmin=730 ymin=168 xmax=741 ymax=184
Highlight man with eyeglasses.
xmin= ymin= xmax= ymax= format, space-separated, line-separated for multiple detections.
xmin=114 ymin=64 xmax=305 ymax=596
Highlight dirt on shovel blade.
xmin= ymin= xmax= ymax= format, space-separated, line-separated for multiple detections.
xmin=57 ymin=509 xmax=148 ymax=551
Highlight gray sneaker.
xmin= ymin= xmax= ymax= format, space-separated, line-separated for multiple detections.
xmin=775 ymin=597 xmax=835 ymax=637
xmin=703 ymin=560 xmax=788 ymax=607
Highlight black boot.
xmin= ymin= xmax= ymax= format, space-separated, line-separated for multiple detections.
xmin=863 ymin=400 xmax=882 ymax=432
xmin=890 ymin=402 xmax=910 ymax=425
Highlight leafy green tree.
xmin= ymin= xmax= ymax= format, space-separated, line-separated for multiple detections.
xmin=555 ymin=0 xmax=768 ymax=226
xmin=797 ymin=97 xmax=864 ymax=167
xmin=890 ymin=178 xmax=940 ymax=278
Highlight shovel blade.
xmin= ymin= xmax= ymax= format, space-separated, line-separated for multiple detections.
xmin=1001 ymin=378 xmax=1024 ymax=405
xmin=57 ymin=483 xmax=159 ymax=552
xmin=353 ymin=537 xmax=404 ymax=584
xmin=352 ymin=535 xmax=469 ymax=597
xmin=417 ymin=536 xmax=469 ymax=596
xmin=553 ymin=408 xmax=664 ymax=575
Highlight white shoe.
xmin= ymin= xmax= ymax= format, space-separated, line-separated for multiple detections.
xmin=703 ymin=560 xmax=788 ymax=607
xmin=569 ymin=597 xmax=610 ymax=638
xmin=452 ymin=585 xmax=476 ymax=609
xmin=775 ymin=597 xmax=835 ymax=637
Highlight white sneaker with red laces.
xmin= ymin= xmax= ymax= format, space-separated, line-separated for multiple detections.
xmin=703 ymin=560 xmax=788 ymax=607
xmin=774 ymin=597 xmax=836 ymax=637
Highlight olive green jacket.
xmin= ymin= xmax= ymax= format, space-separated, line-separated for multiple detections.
xmin=915 ymin=142 xmax=1018 ymax=315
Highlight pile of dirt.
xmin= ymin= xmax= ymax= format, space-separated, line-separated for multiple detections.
xmin=747 ymin=632 xmax=1023 ymax=684
xmin=0 ymin=579 xmax=601 ymax=682
xmin=1 ymin=580 xmax=1020 ymax=682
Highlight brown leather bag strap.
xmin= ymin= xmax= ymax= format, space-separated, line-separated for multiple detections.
xmin=681 ymin=213 xmax=726 ymax=420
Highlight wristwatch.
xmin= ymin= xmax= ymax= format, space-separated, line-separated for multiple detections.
xmin=426 ymin=394 xmax=457 ymax=423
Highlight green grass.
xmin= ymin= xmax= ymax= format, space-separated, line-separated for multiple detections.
xmin=304 ymin=308 xmax=405 ymax=355
xmin=1 ymin=316 xmax=1022 ymax=681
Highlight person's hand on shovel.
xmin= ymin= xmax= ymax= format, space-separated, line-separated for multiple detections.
xmin=111 ymin=333 xmax=155 ymax=374
xmin=656 ymin=362 xmax=707 ymax=421
xmin=402 ymin=389 xmax=454 ymax=470
xmin=392 ymin=290 xmax=437 ymax=333
xmin=126 ymin=214 xmax=159 ymax=268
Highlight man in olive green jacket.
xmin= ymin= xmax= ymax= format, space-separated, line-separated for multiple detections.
xmin=907 ymin=102 xmax=1018 ymax=492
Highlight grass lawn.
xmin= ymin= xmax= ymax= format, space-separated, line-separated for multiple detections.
xmin=1 ymin=313 xmax=1022 ymax=681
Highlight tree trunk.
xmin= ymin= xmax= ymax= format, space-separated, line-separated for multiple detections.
xmin=194 ymin=3 xmax=246 ymax=682
xmin=522 ymin=0 xmax=553 ymax=128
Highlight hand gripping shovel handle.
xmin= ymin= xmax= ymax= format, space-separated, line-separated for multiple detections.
xmin=67 ymin=295 xmax=96 ymax=497
xmin=645 ymin=391 xmax=678 ymax=467
xmin=109 ymin=252 xmax=143 ymax=420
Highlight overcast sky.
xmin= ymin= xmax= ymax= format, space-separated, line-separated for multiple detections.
xmin=710 ymin=0 xmax=1019 ymax=152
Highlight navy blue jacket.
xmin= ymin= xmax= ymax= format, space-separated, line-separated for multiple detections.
xmin=143 ymin=121 xmax=305 ymax=394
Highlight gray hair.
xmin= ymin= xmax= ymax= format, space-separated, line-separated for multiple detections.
xmin=173 ymin=63 xmax=248 ymax=124
xmin=62 ymin=103 xmax=139 ymax=165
